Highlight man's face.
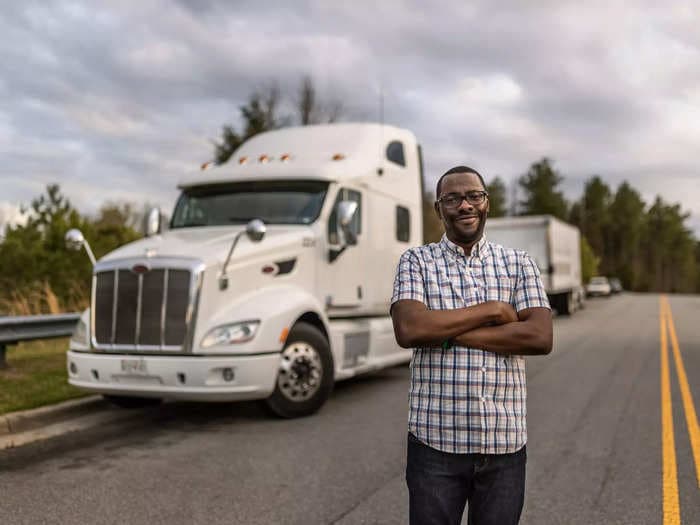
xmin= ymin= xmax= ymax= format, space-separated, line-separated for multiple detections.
xmin=434 ymin=172 xmax=489 ymax=246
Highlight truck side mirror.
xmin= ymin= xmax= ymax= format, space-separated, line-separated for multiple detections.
xmin=65 ymin=228 xmax=97 ymax=266
xmin=245 ymin=218 xmax=266 ymax=242
xmin=144 ymin=207 xmax=162 ymax=237
xmin=220 ymin=219 xmax=266 ymax=290
xmin=337 ymin=201 xmax=358 ymax=246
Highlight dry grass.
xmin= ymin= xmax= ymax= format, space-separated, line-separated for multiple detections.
xmin=0 ymin=338 xmax=88 ymax=415
xmin=0 ymin=281 xmax=88 ymax=316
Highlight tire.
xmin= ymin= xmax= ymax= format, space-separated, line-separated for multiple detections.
xmin=103 ymin=395 xmax=162 ymax=409
xmin=552 ymin=292 xmax=573 ymax=316
xmin=264 ymin=322 xmax=334 ymax=418
xmin=564 ymin=291 xmax=575 ymax=315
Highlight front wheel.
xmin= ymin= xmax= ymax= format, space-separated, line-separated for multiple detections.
xmin=264 ymin=322 xmax=334 ymax=418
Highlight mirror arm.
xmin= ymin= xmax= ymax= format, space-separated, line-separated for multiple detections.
xmin=83 ymin=242 xmax=97 ymax=266
xmin=219 ymin=231 xmax=244 ymax=290
xmin=328 ymin=246 xmax=347 ymax=263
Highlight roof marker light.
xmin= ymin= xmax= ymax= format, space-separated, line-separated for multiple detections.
xmin=238 ymin=156 xmax=248 ymax=164
xmin=259 ymin=154 xmax=270 ymax=163
xmin=200 ymin=161 xmax=215 ymax=170
xmin=332 ymin=153 xmax=345 ymax=161
xmin=280 ymin=153 xmax=291 ymax=162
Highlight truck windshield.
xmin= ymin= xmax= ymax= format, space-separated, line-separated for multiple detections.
xmin=171 ymin=181 xmax=329 ymax=228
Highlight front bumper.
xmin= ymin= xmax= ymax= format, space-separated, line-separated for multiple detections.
xmin=66 ymin=350 xmax=280 ymax=401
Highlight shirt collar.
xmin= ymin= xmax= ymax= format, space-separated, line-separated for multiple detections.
xmin=440 ymin=233 xmax=488 ymax=259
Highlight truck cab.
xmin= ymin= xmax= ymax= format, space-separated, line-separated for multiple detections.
xmin=66 ymin=123 xmax=423 ymax=417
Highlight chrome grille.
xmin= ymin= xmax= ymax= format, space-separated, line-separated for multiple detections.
xmin=91 ymin=259 xmax=203 ymax=352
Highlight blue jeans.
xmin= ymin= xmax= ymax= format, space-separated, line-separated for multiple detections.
xmin=406 ymin=432 xmax=526 ymax=525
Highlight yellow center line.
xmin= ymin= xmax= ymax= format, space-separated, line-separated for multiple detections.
xmin=660 ymin=295 xmax=681 ymax=524
xmin=664 ymin=297 xmax=700 ymax=489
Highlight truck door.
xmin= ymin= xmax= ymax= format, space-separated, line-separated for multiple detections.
xmin=320 ymin=186 xmax=366 ymax=316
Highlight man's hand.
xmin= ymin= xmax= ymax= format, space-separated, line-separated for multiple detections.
xmin=488 ymin=301 xmax=518 ymax=325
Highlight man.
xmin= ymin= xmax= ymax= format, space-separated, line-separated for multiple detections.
xmin=390 ymin=166 xmax=553 ymax=525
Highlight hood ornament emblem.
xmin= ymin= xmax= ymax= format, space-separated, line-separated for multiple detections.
xmin=131 ymin=263 xmax=151 ymax=274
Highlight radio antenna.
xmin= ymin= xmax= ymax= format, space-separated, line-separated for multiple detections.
xmin=379 ymin=84 xmax=384 ymax=126
xmin=378 ymin=82 xmax=385 ymax=175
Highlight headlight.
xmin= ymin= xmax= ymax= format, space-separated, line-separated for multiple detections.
xmin=70 ymin=317 xmax=89 ymax=347
xmin=201 ymin=320 xmax=260 ymax=348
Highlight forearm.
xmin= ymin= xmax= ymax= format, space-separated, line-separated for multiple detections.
xmin=393 ymin=303 xmax=502 ymax=348
xmin=453 ymin=321 xmax=552 ymax=356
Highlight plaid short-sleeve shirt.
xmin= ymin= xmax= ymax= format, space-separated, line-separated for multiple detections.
xmin=391 ymin=234 xmax=550 ymax=454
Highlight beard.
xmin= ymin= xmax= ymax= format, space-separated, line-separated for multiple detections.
xmin=447 ymin=212 xmax=486 ymax=245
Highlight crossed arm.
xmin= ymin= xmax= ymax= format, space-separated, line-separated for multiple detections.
xmin=390 ymin=299 xmax=552 ymax=356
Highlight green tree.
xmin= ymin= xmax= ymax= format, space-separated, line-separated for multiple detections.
xmin=214 ymin=77 xmax=343 ymax=165
xmin=0 ymin=186 xmax=141 ymax=314
xmin=695 ymin=241 xmax=700 ymax=293
xmin=518 ymin=158 xmax=568 ymax=220
xmin=580 ymin=235 xmax=599 ymax=283
xmin=213 ymin=125 xmax=243 ymax=165
xmin=643 ymin=197 xmax=696 ymax=293
xmin=486 ymin=177 xmax=508 ymax=218
xmin=571 ymin=176 xmax=612 ymax=272
xmin=91 ymin=203 xmax=142 ymax=259
xmin=422 ymin=191 xmax=443 ymax=243
xmin=607 ymin=182 xmax=646 ymax=289
xmin=214 ymin=87 xmax=283 ymax=164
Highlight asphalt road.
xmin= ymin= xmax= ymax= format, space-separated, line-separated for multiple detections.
xmin=1 ymin=292 xmax=698 ymax=524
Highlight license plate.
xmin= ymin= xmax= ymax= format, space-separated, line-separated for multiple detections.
xmin=120 ymin=358 xmax=148 ymax=374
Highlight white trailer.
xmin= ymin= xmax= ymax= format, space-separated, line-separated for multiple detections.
xmin=484 ymin=215 xmax=584 ymax=315
xmin=65 ymin=123 xmax=423 ymax=417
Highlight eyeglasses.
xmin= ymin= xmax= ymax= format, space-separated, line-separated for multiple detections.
xmin=437 ymin=191 xmax=489 ymax=208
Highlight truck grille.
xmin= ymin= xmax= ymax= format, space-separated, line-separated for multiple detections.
xmin=93 ymin=265 xmax=197 ymax=351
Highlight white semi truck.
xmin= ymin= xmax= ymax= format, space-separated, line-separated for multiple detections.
xmin=65 ymin=123 xmax=423 ymax=417
xmin=485 ymin=215 xmax=585 ymax=315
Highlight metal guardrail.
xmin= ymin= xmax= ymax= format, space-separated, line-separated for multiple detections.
xmin=0 ymin=313 xmax=80 ymax=369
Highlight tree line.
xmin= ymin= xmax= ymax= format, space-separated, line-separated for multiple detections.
xmin=0 ymin=185 xmax=141 ymax=315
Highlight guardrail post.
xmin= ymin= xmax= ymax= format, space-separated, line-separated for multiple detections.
xmin=0 ymin=343 xmax=7 ymax=369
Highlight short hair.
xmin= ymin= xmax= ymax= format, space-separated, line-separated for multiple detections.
xmin=435 ymin=166 xmax=486 ymax=197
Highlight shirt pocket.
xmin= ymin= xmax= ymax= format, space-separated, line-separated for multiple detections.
xmin=484 ymin=262 xmax=514 ymax=303
xmin=426 ymin=265 xmax=463 ymax=310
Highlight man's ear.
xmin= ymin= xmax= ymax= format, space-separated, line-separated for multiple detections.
xmin=434 ymin=201 xmax=442 ymax=221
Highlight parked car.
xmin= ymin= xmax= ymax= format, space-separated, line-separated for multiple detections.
xmin=586 ymin=276 xmax=612 ymax=297
xmin=608 ymin=277 xmax=623 ymax=294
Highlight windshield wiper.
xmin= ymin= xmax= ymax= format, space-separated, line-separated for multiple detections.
xmin=228 ymin=217 xmax=260 ymax=223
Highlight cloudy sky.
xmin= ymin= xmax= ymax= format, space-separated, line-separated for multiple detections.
xmin=1 ymin=1 xmax=699 ymax=233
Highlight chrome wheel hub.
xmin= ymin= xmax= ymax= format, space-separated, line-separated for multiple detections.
xmin=277 ymin=342 xmax=323 ymax=402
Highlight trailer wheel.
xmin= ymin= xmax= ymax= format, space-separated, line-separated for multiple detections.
xmin=103 ymin=395 xmax=162 ymax=409
xmin=554 ymin=292 xmax=574 ymax=316
xmin=265 ymin=322 xmax=333 ymax=418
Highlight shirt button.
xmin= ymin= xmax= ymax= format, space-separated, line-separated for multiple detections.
xmin=481 ymin=397 xmax=486 ymax=403
xmin=481 ymin=367 xmax=486 ymax=372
